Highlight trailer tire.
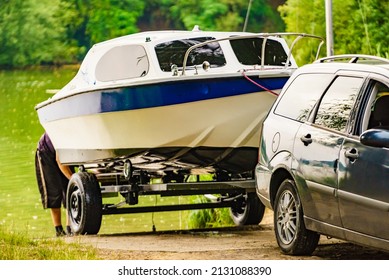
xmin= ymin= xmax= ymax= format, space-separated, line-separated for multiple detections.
xmin=67 ymin=172 xmax=102 ymax=235
xmin=230 ymin=193 xmax=265 ymax=226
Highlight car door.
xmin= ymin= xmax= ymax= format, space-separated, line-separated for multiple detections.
xmin=293 ymin=75 xmax=365 ymax=232
xmin=338 ymin=79 xmax=389 ymax=239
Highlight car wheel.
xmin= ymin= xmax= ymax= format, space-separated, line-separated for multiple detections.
xmin=274 ymin=179 xmax=319 ymax=255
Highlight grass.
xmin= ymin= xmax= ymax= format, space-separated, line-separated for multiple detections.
xmin=186 ymin=175 xmax=236 ymax=229
xmin=0 ymin=226 xmax=99 ymax=260
xmin=188 ymin=196 xmax=235 ymax=229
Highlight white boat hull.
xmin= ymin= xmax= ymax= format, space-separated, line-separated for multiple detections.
xmin=43 ymin=89 xmax=277 ymax=174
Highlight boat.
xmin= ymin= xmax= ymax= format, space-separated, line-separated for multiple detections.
xmin=35 ymin=28 xmax=324 ymax=235
xmin=35 ymin=28 xmax=324 ymax=181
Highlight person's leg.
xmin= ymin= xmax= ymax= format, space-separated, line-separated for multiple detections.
xmin=50 ymin=208 xmax=62 ymax=226
xmin=50 ymin=208 xmax=65 ymax=236
xmin=35 ymin=148 xmax=69 ymax=236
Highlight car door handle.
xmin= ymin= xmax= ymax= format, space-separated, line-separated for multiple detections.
xmin=300 ymin=134 xmax=312 ymax=146
xmin=345 ymin=148 xmax=359 ymax=161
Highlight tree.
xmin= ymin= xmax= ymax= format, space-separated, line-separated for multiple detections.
xmin=67 ymin=0 xmax=145 ymax=57
xmin=245 ymin=0 xmax=285 ymax=32
xmin=168 ymin=0 xmax=283 ymax=32
xmin=139 ymin=0 xmax=284 ymax=33
xmin=138 ymin=0 xmax=184 ymax=31
xmin=85 ymin=0 xmax=145 ymax=44
xmin=169 ymin=0 xmax=236 ymax=31
xmin=279 ymin=0 xmax=389 ymax=63
xmin=0 ymin=0 xmax=287 ymax=67
xmin=334 ymin=0 xmax=389 ymax=56
xmin=0 ymin=0 xmax=76 ymax=67
xmin=278 ymin=0 xmax=327 ymax=64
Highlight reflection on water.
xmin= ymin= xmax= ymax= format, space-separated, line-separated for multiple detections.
xmin=0 ymin=68 xmax=187 ymax=237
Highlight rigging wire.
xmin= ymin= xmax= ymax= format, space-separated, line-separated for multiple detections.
xmin=241 ymin=70 xmax=279 ymax=96
xmin=243 ymin=0 xmax=253 ymax=32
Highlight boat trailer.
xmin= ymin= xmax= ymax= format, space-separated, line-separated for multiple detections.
xmin=66 ymin=165 xmax=265 ymax=235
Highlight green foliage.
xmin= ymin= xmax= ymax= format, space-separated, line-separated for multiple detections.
xmin=64 ymin=0 xmax=145 ymax=59
xmin=72 ymin=0 xmax=145 ymax=46
xmin=170 ymin=0 xmax=236 ymax=31
xmin=279 ymin=0 xmax=327 ymax=64
xmin=0 ymin=0 xmax=77 ymax=67
xmin=247 ymin=0 xmax=285 ymax=32
xmin=188 ymin=196 xmax=234 ymax=228
xmin=0 ymin=226 xmax=98 ymax=260
xmin=139 ymin=0 xmax=182 ymax=31
xmin=0 ymin=0 xmax=284 ymax=67
xmin=10 ymin=0 xmax=389 ymax=67
xmin=280 ymin=0 xmax=389 ymax=63
xmin=170 ymin=0 xmax=283 ymax=32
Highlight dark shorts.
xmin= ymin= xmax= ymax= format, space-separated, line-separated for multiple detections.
xmin=35 ymin=149 xmax=69 ymax=209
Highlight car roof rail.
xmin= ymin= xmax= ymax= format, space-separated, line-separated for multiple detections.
xmin=315 ymin=54 xmax=389 ymax=64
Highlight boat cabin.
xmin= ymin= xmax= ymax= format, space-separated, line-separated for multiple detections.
xmin=55 ymin=30 xmax=309 ymax=99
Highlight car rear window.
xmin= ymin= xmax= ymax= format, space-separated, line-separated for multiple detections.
xmin=274 ymin=73 xmax=333 ymax=122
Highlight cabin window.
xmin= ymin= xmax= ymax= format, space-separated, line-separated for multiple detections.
xmin=230 ymin=38 xmax=288 ymax=66
xmin=95 ymin=45 xmax=149 ymax=82
xmin=155 ymin=37 xmax=226 ymax=72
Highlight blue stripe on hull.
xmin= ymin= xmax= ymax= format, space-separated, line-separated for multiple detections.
xmin=38 ymin=76 xmax=288 ymax=122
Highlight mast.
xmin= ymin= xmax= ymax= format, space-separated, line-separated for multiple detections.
xmin=243 ymin=0 xmax=253 ymax=32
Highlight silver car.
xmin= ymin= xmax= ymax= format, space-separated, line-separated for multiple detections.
xmin=255 ymin=55 xmax=389 ymax=255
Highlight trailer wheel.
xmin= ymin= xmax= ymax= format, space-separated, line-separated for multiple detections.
xmin=230 ymin=193 xmax=265 ymax=226
xmin=67 ymin=172 xmax=102 ymax=235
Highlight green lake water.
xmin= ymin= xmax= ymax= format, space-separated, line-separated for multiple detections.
xmin=0 ymin=68 xmax=189 ymax=238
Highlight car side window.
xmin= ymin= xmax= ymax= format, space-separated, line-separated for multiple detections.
xmin=314 ymin=76 xmax=364 ymax=133
xmin=274 ymin=73 xmax=333 ymax=122
xmin=365 ymin=81 xmax=389 ymax=130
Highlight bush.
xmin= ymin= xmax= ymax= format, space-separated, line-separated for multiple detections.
xmin=187 ymin=196 xmax=234 ymax=229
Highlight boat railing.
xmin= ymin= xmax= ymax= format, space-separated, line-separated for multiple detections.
xmin=181 ymin=32 xmax=325 ymax=76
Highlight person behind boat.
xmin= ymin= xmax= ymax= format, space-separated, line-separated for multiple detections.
xmin=35 ymin=132 xmax=73 ymax=236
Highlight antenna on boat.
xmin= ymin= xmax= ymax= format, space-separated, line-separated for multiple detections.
xmin=243 ymin=0 xmax=253 ymax=32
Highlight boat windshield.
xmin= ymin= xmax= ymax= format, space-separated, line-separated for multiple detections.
xmin=230 ymin=38 xmax=288 ymax=66
xmin=95 ymin=45 xmax=149 ymax=82
xmin=155 ymin=37 xmax=226 ymax=72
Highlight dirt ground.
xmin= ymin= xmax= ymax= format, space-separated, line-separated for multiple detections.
xmin=68 ymin=210 xmax=389 ymax=260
